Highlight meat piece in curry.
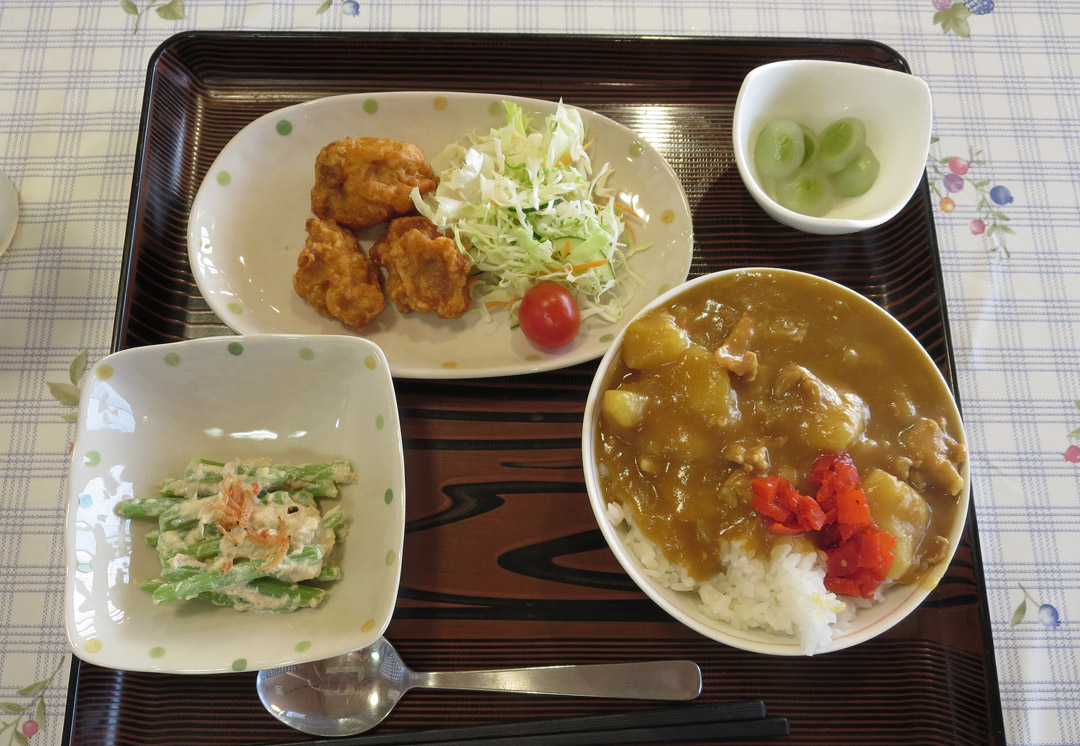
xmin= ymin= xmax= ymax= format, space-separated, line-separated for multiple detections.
xmin=595 ymin=269 xmax=967 ymax=591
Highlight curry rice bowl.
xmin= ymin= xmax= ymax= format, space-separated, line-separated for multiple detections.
xmin=585 ymin=268 xmax=969 ymax=656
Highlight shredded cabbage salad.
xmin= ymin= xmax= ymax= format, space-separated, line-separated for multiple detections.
xmin=410 ymin=100 xmax=647 ymax=324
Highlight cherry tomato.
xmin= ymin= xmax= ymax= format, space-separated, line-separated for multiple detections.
xmin=518 ymin=283 xmax=581 ymax=349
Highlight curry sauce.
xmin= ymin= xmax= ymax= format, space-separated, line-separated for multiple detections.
xmin=595 ymin=270 xmax=966 ymax=586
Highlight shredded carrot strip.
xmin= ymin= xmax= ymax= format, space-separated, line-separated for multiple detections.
xmin=561 ymin=240 xmax=571 ymax=258
xmin=571 ymin=258 xmax=610 ymax=273
xmin=613 ymin=201 xmax=643 ymax=219
xmin=558 ymin=154 xmax=573 ymax=166
xmin=485 ymin=297 xmax=518 ymax=311
xmin=583 ymin=137 xmax=596 ymax=151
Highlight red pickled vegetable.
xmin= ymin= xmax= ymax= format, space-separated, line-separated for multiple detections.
xmin=750 ymin=451 xmax=896 ymax=599
xmin=834 ymin=487 xmax=872 ymax=539
xmin=823 ymin=526 xmax=897 ymax=598
xmin=809 ymin=451 xmax=860 ymax=494
xmin=751 ymin=475 xmax=826 ymax=534
xmin=824 ymin=576 xmax=862 ymax=598
xmin=796 ymin=493 xmax=827 ymax=531
xmin=825 ymin=539 xmax=860 ymax=578
xmin=857 ymin=527 xmax=897 ymax=575
xmin=751 ymin=476 xmax=788 ymax=522
xmin=765 ymin=521 xmax=806 ymax=535
xmin=835 ymin=486 xmax=871 ymax=526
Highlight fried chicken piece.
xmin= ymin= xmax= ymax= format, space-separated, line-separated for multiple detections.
xmin=311 ymin=137 xmax=437 ymax=230
xmin=293 ymin=218 xmax=385 ymax=331
xmin=370 ymin=216 xmax=473 ymax=319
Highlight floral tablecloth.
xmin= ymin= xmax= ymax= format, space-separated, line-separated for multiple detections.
xmin=1 ymin=1 xmax=1076 ymax=744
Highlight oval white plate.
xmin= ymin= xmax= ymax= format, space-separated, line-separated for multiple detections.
xmin=188 ymin=92 xmax=693 ymax=379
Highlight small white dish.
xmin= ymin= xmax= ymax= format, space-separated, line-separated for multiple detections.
xmin=0 ymin=169 xmax=17 ymax=257
xmin=732 ymin=60 xmax=933 ymax=235
xmin=64 ymin=334 xmax=406 ymax=674
xmin=582 ymin=268 xmax=969 ymax=656
xmin=187 ymin=91 xmax=693 ymax=379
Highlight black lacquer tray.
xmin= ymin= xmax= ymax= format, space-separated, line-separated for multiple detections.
xmin=63 ymin=31 xmax=1004 ymax=746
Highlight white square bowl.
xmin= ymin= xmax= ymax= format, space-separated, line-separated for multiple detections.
xmin=64 ymin=334 xmax=405 ymax=674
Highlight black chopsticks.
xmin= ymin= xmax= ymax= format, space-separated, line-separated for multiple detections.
xmin=270 ymin=701 xmax=789 ymax=745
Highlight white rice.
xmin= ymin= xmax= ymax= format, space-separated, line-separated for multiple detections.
xmin=606 ymin=501 xmax=855 ymax=655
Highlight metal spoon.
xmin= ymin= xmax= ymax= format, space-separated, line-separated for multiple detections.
xmin=256 ymin=636 xmax=702 ymax=737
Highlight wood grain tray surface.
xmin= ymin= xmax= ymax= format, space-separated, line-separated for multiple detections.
xmin=65 ymin=31 xmax=1005 ymax=746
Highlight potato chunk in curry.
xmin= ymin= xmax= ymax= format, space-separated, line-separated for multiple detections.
xmin=602 ymin=389 xmax=648 ymax=429
xmin=773 ymin=364 xmax=867 ymax=451
xmin=863 ymin=469 xmax=930 ymax=582
xmin=621 ymin=312 xmax=690 ymax=369
xmin=595 ymin=269 xmax=967 ymax=588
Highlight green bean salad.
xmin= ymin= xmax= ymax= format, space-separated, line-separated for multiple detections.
xmin=115 ymin=458 xmax=355 ymax=612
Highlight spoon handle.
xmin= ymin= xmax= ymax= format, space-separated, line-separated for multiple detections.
xmin=416 ymin=660 xmax=702 ymax=700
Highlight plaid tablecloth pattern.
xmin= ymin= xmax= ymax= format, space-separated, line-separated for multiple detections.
xmin=1 ymin=1 xmax=1078 ymax=744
